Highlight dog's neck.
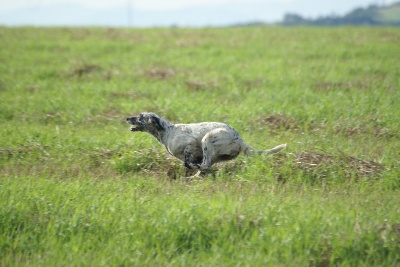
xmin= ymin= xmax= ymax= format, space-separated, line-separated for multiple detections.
xmin=147 ymin=118 xmax=174 ymax=144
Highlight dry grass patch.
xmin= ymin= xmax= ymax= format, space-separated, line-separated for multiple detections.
xmin=0 ymin=143 xmax=49 ymax=160
xmin=274 ymin=151 xmax=384 ymax=180
xmin=146 ymin=67 xmax=176 ymax=79
xmin=295 ymin=151 xmax=383 ymax=175
xmin=313 ymin=74 xmax=394 ymax=92
xmin=309 ymin=238 xmax=333 ymax=267
xmin=335 ymin=125 xmax=394 ymax=138
xmin=253 ymin=114 xmax=300 ymax=132
xmin=240 ymin=79 xmax=268 ymax=91
xmin=314 ymin=81 xmax=369 ymax=91
xmin=67 ymin=64 xmax=102 ymax=78
xmin=185 ymin=79 xmax=219 ymax=91
xmin=378 ymin=222 xmax=400 ymax=246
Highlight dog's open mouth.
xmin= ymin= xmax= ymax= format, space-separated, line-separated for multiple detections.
xmin=130 ymin=125 xmax=141 ymax=131
xmin=126 ymin=117 xmax=143 ymax=132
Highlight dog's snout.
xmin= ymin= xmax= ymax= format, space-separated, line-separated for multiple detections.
xmin=126 ymin=117 xmax=135 ymax=123
xmin=126 ymin=116 xmax=139 ymax=124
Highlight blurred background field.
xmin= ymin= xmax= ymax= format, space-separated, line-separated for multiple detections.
xmin=0 ymin=26 xmax=399 ymax=266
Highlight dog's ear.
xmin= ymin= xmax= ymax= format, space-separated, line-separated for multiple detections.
xmin=151 ymin=116 xmax=164 ymax=131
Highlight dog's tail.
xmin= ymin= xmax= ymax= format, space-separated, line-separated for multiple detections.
xmin=242 ymin=143 xmax=286 ymax=156
xmin=260 ymin=143 xmax=287 ymax=156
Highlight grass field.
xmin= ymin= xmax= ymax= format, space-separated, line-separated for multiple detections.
xmin=0 ymin=26 xmax=399 ymax=266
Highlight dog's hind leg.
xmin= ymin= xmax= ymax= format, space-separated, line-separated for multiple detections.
xmin=185 ymin=128 xmax=242 ymax=172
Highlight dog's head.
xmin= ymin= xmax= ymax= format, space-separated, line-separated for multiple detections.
xmin=126 ymin=112 xmax=165 ymax=133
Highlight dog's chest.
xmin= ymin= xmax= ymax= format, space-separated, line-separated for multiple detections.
xmin=163 ymin=131 xmax=200 ymax=161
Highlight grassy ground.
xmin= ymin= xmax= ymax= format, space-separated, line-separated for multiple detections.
xmin=0 ymin=26 xmax=399 ymax=266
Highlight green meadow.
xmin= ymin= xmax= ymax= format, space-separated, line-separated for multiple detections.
xmin=0 ymin=26 xmax=399 ymax=266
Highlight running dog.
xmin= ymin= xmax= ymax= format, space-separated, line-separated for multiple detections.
xmin=126 ymin=112 xmax=286 ymax=176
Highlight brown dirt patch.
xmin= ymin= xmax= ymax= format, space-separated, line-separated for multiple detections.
xmin=309 ymin=238 xmax=333 ymax=267
xmin=337 ymin=126 xmax=367 ymax=137
xmin=166 ymin=163 xmax=199 ymax=180
xmin=25 ymin=84 xmax=41 ymax=93
xmin=67 ymin=64 xmax=102 ymax=78
xmin=314 ymin=81 xmax=370 ymax=91
xmin=279 ymin=151 xmax=384 ymax=177
xmin=185 ymin=79 xmax=219 ymax=91
xmin=254 ymin=114 xmax=299 ymax=132
xmin=335 ymin=125 xmax=395 ymax=138
xmin=378 ymin=222 xmax=400 ymax=245
xmin=146 ymin=67 xmax=176 ymax=79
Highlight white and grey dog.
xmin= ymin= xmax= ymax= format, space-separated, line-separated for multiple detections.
xmin=126 ymin=112 xmax=286 ymax=176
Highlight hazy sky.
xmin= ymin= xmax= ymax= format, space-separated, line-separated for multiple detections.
xmin=1 ymin=0 xmax=396 ymax=12
xmin=0 ymin=0 xmax=397 ymax=27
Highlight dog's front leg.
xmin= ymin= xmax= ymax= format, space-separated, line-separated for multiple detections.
xmin=183 ymin=143 xmax=202 ymax=169
xmin=183 ymin=143 xmax=214 ymax=173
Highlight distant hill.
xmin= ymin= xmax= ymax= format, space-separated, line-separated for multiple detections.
xmin=281 ymin=2 xmax=400 ymax=26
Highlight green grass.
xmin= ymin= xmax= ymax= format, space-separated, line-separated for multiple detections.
xmin=0 ymin=26 xmax=399 ymax=266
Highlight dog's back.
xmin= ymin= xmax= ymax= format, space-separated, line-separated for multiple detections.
xmin=174 ymin=122 xmax=236 ymax=140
